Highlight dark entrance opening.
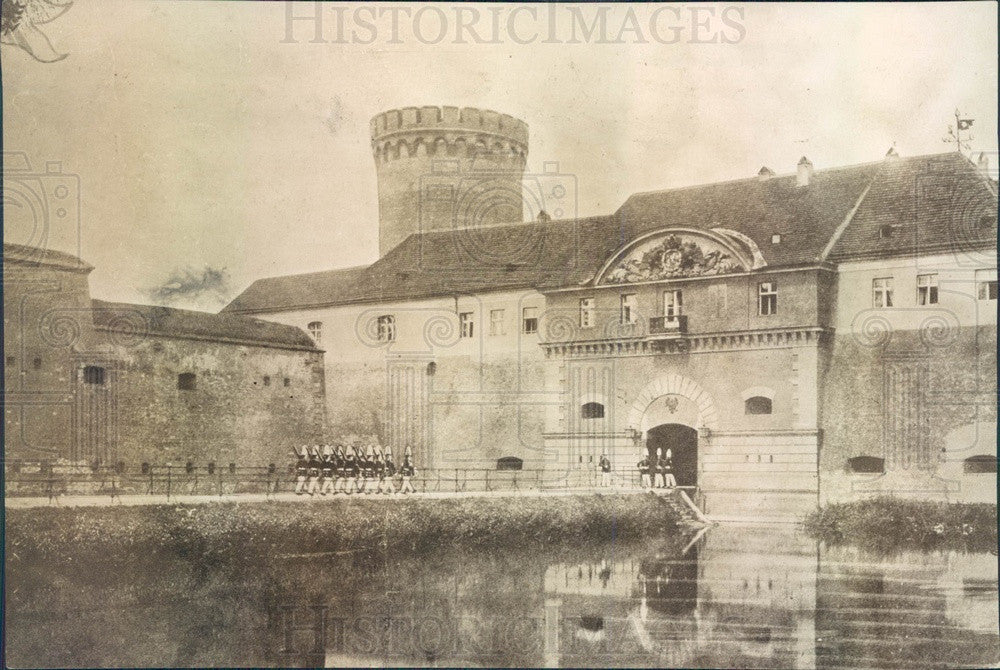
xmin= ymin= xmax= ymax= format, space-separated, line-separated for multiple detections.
xmin=646 ymin=423 xmax=698 ymax=487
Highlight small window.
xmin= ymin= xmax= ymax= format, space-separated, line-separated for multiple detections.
xmin=32 ymin=357 xmax=42 ymax=370
xmin=978 ymin=214 xmax=996 ymax=230
xmin=376 ymin=314 xmax=396 ymax=342
xmin=178 ymin=372 xmax=197 ymax=390
xmin=267 ymin=463 xmax=277 ymax=475
xmin=917 ymin=274 xmax=938 ymax=306
xmin=963 ymin=455 xmax=997 ymax=474
xmin=307 ymin=321 xmax=323 ymax=345
xmin=229 ymin=462 xmax=237 ymax=474
xmin=620 ymin=294 xmax=637 ymax=324
xmin=848 ymin=456 xmax=885 ymax=474
xmin=263 ymin=375 xmax=271 ymax=387
xmin=115 ymin=460 xmax=126 ymax=474
xmin=283 ymin=377 xmax=291 ymax=387
xmin=745 ymin=396 xmax=772 ymax=415
xmin=426 ymin=361 xmax=437 ymax=376
xmin=83 ymin=365 xmax=106 ymax=385
xmin=758 ymin=282 xmax=777 ymax=315
xmin=977 ymin=271 xmax=998 ymax=302
xmin=579 ymin=298 xmax=595 ymax=328
xmin=459 ymin=312 xmax=474 ymax=338
xmin=490 ymin=309 xmax=505 ymax=336
xmin=141 ymin=462 xmax=150 ymax=475
xmin=5 ymin=356 xmax=14 ymax=367
xmin=497 ymin=456 xmax=523 ymax=471
xmin=771 ymin=234 xmax=781 ymax=244
xmin=581 ymin=402 xmax=605 ymax=419
xmin=873 ymin=277 xmax=894 ymax=308
xmin=185 ymin=461 xmax=195 ymax=474
xmin=879 ymin=224 xmax=894 ymax=239
xmin=522 ymin=307 xmax=538 ymax=334
xmin=207 ymin=461 xmax=216 ymax=475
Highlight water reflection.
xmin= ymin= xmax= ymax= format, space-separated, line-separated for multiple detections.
xmin=6 ymin=524 xmax=999 ymax=668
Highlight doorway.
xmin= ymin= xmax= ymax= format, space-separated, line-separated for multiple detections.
xmin=646 ymin=423 xmax=698 ymax=487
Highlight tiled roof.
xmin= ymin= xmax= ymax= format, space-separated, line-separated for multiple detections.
xmin=91 ymin=299 xmax=318 ymax=350
xmin=221 ymin=265 xmax=369 ymax=314
xmin=3 ymin=243 xmax=93 ymax=273
xmin=223 ymin=152 xmax=997 ymax=313
xmin=825 ymin=152 xmax=997 ymax=261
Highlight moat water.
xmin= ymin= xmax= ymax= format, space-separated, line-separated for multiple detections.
xmin=6 ymin=523 xmax=999 ymax=668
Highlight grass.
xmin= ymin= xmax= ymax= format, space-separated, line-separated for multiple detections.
xmin=803 ymin=496 xmax=997 ymax=553
xmin=5 ymin=492 xmax=685 ymax=565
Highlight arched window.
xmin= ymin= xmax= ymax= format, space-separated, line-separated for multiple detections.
xmin=497 ymin=456 xmax=523 ymax=471
xmin=307 ymin=321 xmax=322 ymax=345
xmin=83 ymin=365 xmax=106 ymax=385
xmin=964 ymin=455 xmax=997 ymax=474
xmin=745 ymin=396 xmax=772 ymax=415
xmin=581 ymin=402 xmax=605 ymax=419
xmin=178 ymin=372 xmax=196 ymax=390
xmin=847 ymin=456 xmax=885 ymax=474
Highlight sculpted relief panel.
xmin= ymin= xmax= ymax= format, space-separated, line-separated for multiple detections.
xmin=602 ymin=233 xmax=748 ymax=284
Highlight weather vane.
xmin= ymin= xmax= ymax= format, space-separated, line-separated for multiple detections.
xmin=943 ymin=108 xmax=975 ymax=153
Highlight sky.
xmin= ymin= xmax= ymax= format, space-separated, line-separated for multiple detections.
xmin=3 ymin=1 xmax=997 ymax=311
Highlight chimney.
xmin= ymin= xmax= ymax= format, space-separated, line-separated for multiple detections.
xmin=757 ymin=166 xmax=775 ymax=181
xmin=885 ymin=147 xmax=900 ymax=161
xmin=796 ymin=156 xmax=813 ymax=187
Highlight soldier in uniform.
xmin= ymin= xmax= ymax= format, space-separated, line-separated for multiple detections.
xmin=661 ymin=448 xmax=677 ymax=488
xmin=653 ymin=448 xmax=665 ymax=488
xmin=363 ymin=446 xmax=378 ymax=494
xmin=320 ymin=445 xmax=335 ymax=495
xmin=343 ymin=447 xmax=359 ymax=495
xmin=333 ymin=444 xmax=348 ymax=494
xmin=399 ymin=449 xmax=417 ymax=494
xmin=294 ymin=446 xmax=310 ymax=495
xmin=306 ymin=445 xmax=323 ymax=496
xmin=637 ymin=453 xmax=651 ymax=489
xmin=599 ymin=452 xmax=612 ymax=487
xmin=382 ymin=451 xmax=397 ymax=495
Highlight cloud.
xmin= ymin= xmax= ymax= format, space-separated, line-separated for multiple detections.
xmin=144 ymin=266 xmax=232 ymax=311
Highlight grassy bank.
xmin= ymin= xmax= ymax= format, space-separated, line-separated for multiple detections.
xmin=804 ymin=497 xmax=997 ymax=553
xmin=6 ymin=493 xmax=685 ymax=564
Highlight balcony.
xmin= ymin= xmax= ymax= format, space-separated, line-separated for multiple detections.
xmin=648 ymin=315 xmax=688 ymax=338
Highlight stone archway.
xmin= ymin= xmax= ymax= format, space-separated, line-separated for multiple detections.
xmin=626 ymin=374 xmax=719 ymax=431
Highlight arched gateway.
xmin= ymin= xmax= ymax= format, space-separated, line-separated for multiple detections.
xmin=628 ymin=374 xmax=718 ymax=488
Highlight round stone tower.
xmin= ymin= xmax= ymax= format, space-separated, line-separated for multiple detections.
xmin=370 ymin=106 xmax=529 ymax=257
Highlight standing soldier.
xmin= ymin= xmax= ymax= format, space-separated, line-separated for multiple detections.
xmin=333 ymin=444 xmax=347 ymax=494
xmin=363 ymin=445 xmax=378 ymax=494
xmin=320 ymin=445 xmax=335 ymax=495
xmin=399 ymin=448 xmax=417 ymax=494
xmin=653 ymin=448 xmax=665 ymax=489
xmin=294 ymin=445 xmax=310 ymax=495
xmin=637 ymin=452 xmax=651 ymax=489
xmin=344 ymin=446 xmax=359 ymax=495
xmin=662 ymin=448 xmax=677 ymax=488
xmin=599 ymin=452 xmax=612 ymax=488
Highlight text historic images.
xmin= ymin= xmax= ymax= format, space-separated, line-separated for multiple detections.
xmin=604 ymin=234 xmax=744 ymax=284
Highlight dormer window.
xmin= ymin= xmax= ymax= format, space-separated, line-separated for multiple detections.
xmin=771 ymin=234 xmax=781 ymax=244
xmin=879 ymin=225 xmax=895 ymax=239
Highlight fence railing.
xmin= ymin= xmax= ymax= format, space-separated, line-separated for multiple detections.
xmin=4 ymin=464 xmax=698 ymax=502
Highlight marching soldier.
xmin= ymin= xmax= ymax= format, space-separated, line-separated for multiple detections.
xmin=382 ymin=451 xmax=397 ymax=495
xmin=320 ymin=445 xmax=335 ymax=495
xmin=599 ymin=451 xmax=613 ymax=487
xmin=343 ymin=447 xmax=359 ymax=495
xmin=333 ymin=444 xmax=348 ymax=494
xmin=399 ymin=453 xmax=417 ymax=494
xmin=637 ymin=453 xmax=651 ymax=489
xmin=294 ymin=445 xmax=310 ymax=494
xmin=661 ymin=448 xmax=677 ymax=488
xmin=363 ymin=446 xmax=379 ymax=494
xmin=306 ymin=445 xmax=323 ymax=495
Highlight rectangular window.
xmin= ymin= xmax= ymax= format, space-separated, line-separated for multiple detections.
xmin=758 ymin=282 xmax=777 ymax=315
xmin=522 ymin=307 xmax=538 ymax=334
xmin=663 ymin=290 xmax=682 ymax=318
xmin=83 ymin=366 xmax=106 ymax=385
xmin=579 ymin=298 xmax=594 ymax=328
xmin=459 ymin=312 xmax=474 ymax=338
xmin=263 ymin=375 xmax=271 ymax=387
xmin=976 ymin=269 xmax=998 ymax=301
xmin=32 ymin=357 xmax=42 ymax=370
xmin=489 ymin=309 xmax=505 ymax=336
xmin=620 ymin=294 xmax=637 ymax=324
xmin=917 ymin=274 xmax=938 ymax=305
xmin=178 ymin=372 xmax=196 ymax=391
xmin=376 ymin=315 xmax=396 ymax=342
xmin=873 ymin=277 xmax=894 ymax=308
